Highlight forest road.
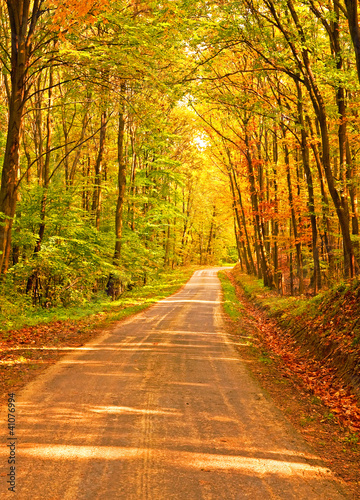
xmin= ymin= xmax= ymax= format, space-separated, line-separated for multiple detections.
xmin=0 ymin=268 xmax=350 ymax=499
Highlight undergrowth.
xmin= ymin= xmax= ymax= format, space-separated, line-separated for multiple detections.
xmin=0 ymin=266 xmax=197 ymax=332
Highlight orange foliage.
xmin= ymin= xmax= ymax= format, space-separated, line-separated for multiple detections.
xmin=47 ymin=0 xmax=109 ymax=33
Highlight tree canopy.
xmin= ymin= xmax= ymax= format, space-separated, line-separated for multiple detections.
xmin=0 ymin=0 xmax=359 ymax=307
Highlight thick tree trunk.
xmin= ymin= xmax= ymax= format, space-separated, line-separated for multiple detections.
xmin=0 ymin=0 xmax=41 ymax=274
xmin=0 ymin=20 xmax=25 ymax=272
xmin=315 ymin=104 xmax=355 ymax=277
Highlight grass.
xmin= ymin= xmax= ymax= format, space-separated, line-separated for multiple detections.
xmin=342 ymin=433 xmax=359 ymax=449
xmin=218 ymin=271 xmax=245 ymax=321
xmin=238 ymin=273 xmax=308 ymax=316
xmin=220 ymin=269 xmax=308 ymax=323
xmin=300 ymin=415 xmax=316 ymax=427
xmin=259 ymin=350 xmax=273 ymax=365
xmin=0 ymin=266 xmax=198 ymax=333
xmin=231 ymin=271 xmax=332 ymax=324
xmin=235 ymin=272 xmax=360 ymax=324
xmin=232 ymin=269 xmax=360 ymax=354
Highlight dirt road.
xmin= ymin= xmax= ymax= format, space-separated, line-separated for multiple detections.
xmin=1 ymin=269 xmax=349 ymax=499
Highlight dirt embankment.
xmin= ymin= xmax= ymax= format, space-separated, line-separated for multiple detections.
xmin=229 ymin=264 xmax=360 ymax=434
xmin=277 ymin=282 xmax=360 ymax=396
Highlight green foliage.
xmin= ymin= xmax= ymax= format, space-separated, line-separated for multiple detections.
xmin=234 ymin=271 xmax=308 ymax=318
xmin=10 ymin=185 xmax=117 ymax=306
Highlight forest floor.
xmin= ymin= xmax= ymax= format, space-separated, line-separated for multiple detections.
xmin=219 ymin=269 xmax=360 ymax=496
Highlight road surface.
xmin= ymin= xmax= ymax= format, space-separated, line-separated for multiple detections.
xmin=1 ymin=268 xmax=348 ymax=499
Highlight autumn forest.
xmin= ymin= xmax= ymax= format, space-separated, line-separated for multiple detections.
xmin=1 ymin=0 xmax=360 ymax=311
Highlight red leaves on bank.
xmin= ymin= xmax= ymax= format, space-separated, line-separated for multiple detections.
xmin=228 ymin=270 xmax=360 ymax=437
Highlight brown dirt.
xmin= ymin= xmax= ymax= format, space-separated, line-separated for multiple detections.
xmin=0 ymin=316 xmax=104 ymax=408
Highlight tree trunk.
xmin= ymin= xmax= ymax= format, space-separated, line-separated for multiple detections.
xmin=206 ymin=205 xmax=216 ymax=261
xmin=229 ymin=171 xmax=251 ymax=273
xmin=92 ymin=110 xmax=107 ymax=230
xmin=296 ymin=82 xmax=321 ymax=293
xmin=225 ymin=146 xmax=256 ymax=274
xmin=347 ymin=144 xmax=359 ymax=256
xmin=282 ymin=126 xmax=303 ymax=294
xmin=26 ymin=69 xmax=53 ymax=298
xmin=287 ymin=0 xmax=356 ymax=277
xmin=344 ymin=0 xmax=360 ymax=84
xmin=0 ymin=1 xmax=38 ymax=273
xmin=128 ymin=125 xmax=137 ymax=231
xmin=114 ymin=84 xmax=126 ymax=264
xmin=306 ymin=115 xmax=333 ymax=271
xmin=272 ymin=130 xmax=280 ymax=290
xmin=69 ymin=95 xmax=91 ymax=186
xmin=244 ymin=120 xmax=274 ymax=288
